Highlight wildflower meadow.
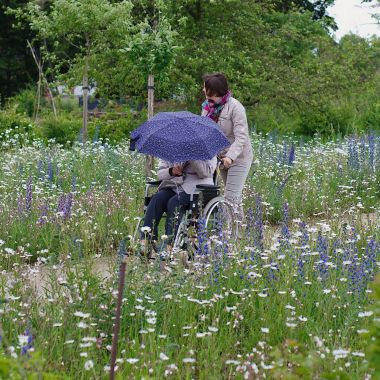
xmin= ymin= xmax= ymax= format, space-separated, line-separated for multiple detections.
xmin=1 ymin=130 xmax=380 ymax=379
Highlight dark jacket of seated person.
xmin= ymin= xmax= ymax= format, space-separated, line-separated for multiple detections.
xmin=141 ymin=158 xmax=217 ymax=242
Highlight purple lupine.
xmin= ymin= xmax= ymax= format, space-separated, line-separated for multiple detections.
xmin=215 ymin=209 xmax=225 ymax=257
xmin=297 ymin=221 xmax=309 ymax=280
xmin=316 ymin=232 xmax=329 ymax=279
xmin=20 ymin=328 xmax=33 ymax=356
xmin=346 ymin=228 xmax=361 ymax=293
xmin=269 ymin=129 xmax=278 ymax=144
xmin=37 ymin=201 xmax=49 ymax=225
xmin=368 ymin=132 xmax=375 ymax=170
xmin=359 ymin=135 xmax=366 ymax=169
xmin=280 ymin=202 xmax=291 ymax=244
xmin=288 ymin=143 xmax=295 ymax=166
xmin=332 ymin=238 xmax=342 ymax=271
xmin=347 ymin=136 xmax=359 ymax=171
xmin=57 ymin=193 xmax=66 ymax=214
xmin=63 ymin=192 xmax=73 ymax=220
xmin=267 ymin=260 xmax=279 ymax=284
xmin=25 ymin=176 xmax=32 ymax=212
xmin=47 ymin=157 xmax=54 ymax=182
xmin=363 ymin=238 xmax=377 ymax=281
xmin=349 ymin=255 xmax=366 ymax=295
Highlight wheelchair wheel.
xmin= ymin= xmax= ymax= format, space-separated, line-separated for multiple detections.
xmin=132 ymin=217 xmax=144 ymax=243
xmin=172 ymin=217 xmax=187 ymax=252
xmin=172 ymin=216 xmax=198 ymax=261
xmin=202 ymin=196 xmax=238 ymax=241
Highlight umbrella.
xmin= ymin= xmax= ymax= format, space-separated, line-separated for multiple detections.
xmin=130 ymin=111 xmax=230 ymax=162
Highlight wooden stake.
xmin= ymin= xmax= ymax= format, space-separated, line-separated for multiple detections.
xmin=27 ymin=40 xmax=57 ymax=121
xmin=82 ymin=57 xmax=89 ymax=144
xmin=146 ymin=73 xmax=154 ymax=178
xmin=109 ymin=256 xmax=128 ymax=380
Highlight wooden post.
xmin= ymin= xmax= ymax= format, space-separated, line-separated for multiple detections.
xmin=35 ymin=64 xmax=42 ymax=122
xmin=109 ymin=256 xmax=127 ymax=380
xmin=146 ymin=73 xmax=154 ymax=178
xmin=27 ymin=40 xmax=57 ymax=121
xmin=82 ymin=57 xmax=89 ymax=144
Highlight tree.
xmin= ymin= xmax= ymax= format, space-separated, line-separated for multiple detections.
xmin=124 ymin=0 xmax=178 ymax=177
xmin=13 ymin=0 xmax=133 ymax=142
xmin=0 ymin=0 xmax=37 ymax=101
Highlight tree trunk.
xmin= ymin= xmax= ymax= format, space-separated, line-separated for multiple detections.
xmin=27 ymin=41 xmax=57 ymax=121
xmin=34 ymin=65 xmax=42 ymax=122
xmin=146 ymin=73 xmax=154 ymax=178
xmin=82 ymin=55 xmax=89 ymax=144
xmin=45 ymin=83 xmax=57 ymax=119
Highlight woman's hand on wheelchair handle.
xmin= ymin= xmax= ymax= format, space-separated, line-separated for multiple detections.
xmin=221 ymin=157 xmax=233 ymax=169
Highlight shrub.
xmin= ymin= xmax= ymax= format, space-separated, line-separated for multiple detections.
xmin=0 ymin=350 xmax=69 ymax=379
xmin=93 ymin=108 xmax=147 ymax=143
xmin=39 ymin=115 xmax=84 ymax=145
xmin=8 ymin=88 xmax=40 ymax=118
xmin=0 ymin=110 xmax=36 ymax=145
xmin=248 ymin=104 xmax=302 ymax=134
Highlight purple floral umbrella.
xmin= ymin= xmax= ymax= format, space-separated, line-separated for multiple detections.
xmin=130 ymin=111 xmax=230 ymax=162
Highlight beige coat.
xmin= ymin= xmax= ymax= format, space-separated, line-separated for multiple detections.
xmin=202 ymin=97 xmax=253 ymax=164
xmin=157 ymin=158 xmax=217 ymax=194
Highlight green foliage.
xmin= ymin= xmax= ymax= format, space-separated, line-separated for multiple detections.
xmin=0 ymin=351 xmax=68 ymax=379
xmin=4 ymin=0 xmax=380 ymax=136
xmin=0 ymin=110 xmax=35 ymax=145
xmin=37 ymin=109 xmax=147 ymax=145
xmin=0 ymin=0 xmax=37 ymax=100
xmin=11 ymin=0 xmax=134 ymax=87
xmin=124 ymin=16 xmax=178 ymax=77
xmin=94 ymin=109 xmax=147 ymax=143
xmin=39 ymin=115 xmax=83 ymax=145
xmin=8 ymin=88 xmax=39 ymax=118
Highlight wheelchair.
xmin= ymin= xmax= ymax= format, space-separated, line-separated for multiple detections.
xmin=132 ymin=172 xmax=239 ymax=258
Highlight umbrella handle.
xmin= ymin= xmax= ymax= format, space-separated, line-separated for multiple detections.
xmin=217 ymin=157 xmax=225 ymax=171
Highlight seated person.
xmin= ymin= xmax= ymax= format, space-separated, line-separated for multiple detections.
xmin=140 ymin=157 xmax=217 ymax=253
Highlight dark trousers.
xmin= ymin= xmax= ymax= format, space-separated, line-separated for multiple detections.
xmin=141 ymin=188 xmax=191 ymax=242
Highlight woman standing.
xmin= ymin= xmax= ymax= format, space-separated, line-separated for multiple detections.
xmin=202 ymin=73 xmax=253 ymax=223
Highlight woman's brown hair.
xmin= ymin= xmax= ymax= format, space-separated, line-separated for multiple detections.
xmin=203 ymin=73 xmax=229 ymax=97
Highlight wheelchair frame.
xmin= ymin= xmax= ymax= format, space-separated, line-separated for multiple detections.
xmin=132 ymin=176 xmax=239 ymax=256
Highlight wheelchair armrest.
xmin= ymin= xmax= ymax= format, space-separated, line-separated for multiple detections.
xmin=147 ymin=180 xmax=162 ymax=186
xmin=196 ymin=184 xmax=220 ymax=191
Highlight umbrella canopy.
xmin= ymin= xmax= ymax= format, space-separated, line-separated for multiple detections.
xmin=130 ymin=111 xmax=230 ymax=162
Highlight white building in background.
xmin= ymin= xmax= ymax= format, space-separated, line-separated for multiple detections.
xmin=73 ymin=85 xmax=97 ymax=97
xmin=55 ymin=85 xmax=97 ymax=97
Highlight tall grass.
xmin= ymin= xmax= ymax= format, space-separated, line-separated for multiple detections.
xmin=1 ymin=132 xmax=380 ymax=378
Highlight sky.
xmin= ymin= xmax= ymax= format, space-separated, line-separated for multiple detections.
xmin=328 ymin=0 xmax=380 ymax=40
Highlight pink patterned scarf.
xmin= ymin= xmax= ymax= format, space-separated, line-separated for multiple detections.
xmin=202 ymin=91 xmax=231 ymax=122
